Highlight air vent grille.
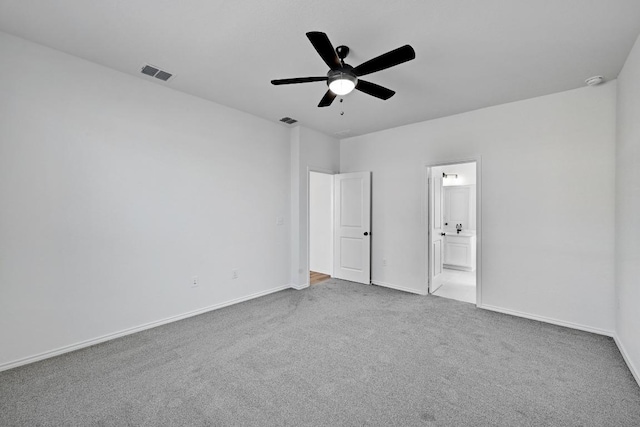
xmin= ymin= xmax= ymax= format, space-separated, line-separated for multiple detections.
xmin=141 ymin=65 xmax=159 ymax=77
xmin=140 ymin=64 xmax=174 ymax=82
xmin=279 ymin=117 xmax=298 ymax=125
xmin=155 ymin=70 xmax=173 ymax=81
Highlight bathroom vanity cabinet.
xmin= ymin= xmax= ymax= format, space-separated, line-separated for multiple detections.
xmin=444 ymin=234 xmax=476 ymax=271
xmin=442 ymin=184 xmax=476 ymax=271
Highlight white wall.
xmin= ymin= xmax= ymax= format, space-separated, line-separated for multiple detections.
xmin=309 ymin=172 xmax=333 ymax=275
xmin=341 ymin=84 xmax=616 ymax=333
xmin=290 ymin=126 xmax=340 ymax=288
xmin=615 ymin=34 xmax=640 ymax=383
xmin=0 ymin=32 xmax=291 ymax=368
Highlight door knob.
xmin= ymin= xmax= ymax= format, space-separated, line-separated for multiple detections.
xmin=440 ymin=233 xmax=446 ymax=236
xmin=364 ymin=232 xmax=369 ymax=236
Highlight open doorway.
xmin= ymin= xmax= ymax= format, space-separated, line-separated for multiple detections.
xmin=307 ymin=170 xmax=372 ymax=287
xmin=309 ymin=171 xmax=333 ymax=285
xmin=427 ymin=161 xmax=479 ymax=304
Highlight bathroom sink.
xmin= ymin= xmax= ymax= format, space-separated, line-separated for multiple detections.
xmin=443 ymin=231 xmax=475 ymax=237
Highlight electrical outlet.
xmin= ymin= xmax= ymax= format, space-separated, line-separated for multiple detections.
xmin=232 ymin=269 xmax=239 ymax=280
xmin=276 ymin=216 xmax=284 ymax=226
xmin=383 ymin=259 xmax=388 ymax=267
xmin=191 ymin=276 xmax=199 ymax=288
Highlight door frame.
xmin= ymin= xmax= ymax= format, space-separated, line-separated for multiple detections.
xmin=423 ymin=158 xmax=482 ymax=306
xmin=306 ymin=167 xmax=336 ymax=286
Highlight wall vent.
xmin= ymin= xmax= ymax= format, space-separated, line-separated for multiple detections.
xmin=140 ymin=64 xmax=174 ymax=82
xmin=279 ymin=117 xmax=298 ymax=125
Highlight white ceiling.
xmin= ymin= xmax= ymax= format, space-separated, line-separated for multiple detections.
xmin=1 ymin=1 xmax=640 ymax=138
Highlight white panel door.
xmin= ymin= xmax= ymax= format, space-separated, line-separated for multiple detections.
xmin=333 ymin=172 xmax=371 ymax=284
xmin=429 ymin=173 xmax=445 ymax=293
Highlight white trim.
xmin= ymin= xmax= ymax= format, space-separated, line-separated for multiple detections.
xmin=474 ymin=159 xmax=482 ymax=306
xmin=422 ymin=167 xmax=430 ymax=293
xmin=290 ymin=283 xmax=309 ymax=290
xmin=613 ymin=334 xmax=640 ymax=387
xmin=373 ymin=280 xmax=427 ymax=296
xmin=0 ymin=284 xmax=291 ymax=373
xmin=479 ymin=303 xmax=615 ymax=337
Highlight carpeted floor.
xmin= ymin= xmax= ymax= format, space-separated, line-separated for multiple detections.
xmin=1 ymin=279 xmax=639 ymax=426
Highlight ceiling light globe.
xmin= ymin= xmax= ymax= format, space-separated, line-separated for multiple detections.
xmin=328 ymin=72 xmax=357 ymax=96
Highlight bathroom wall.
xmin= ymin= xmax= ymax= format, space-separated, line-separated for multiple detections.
xmin=433 ymin=164 xmax=477 ymax=231
xmin=441 ymin=162 xmax=476 ymax=187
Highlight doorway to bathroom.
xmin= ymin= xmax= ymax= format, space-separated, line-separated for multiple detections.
xmin=426 ymin=160 xmax=479 ymax=305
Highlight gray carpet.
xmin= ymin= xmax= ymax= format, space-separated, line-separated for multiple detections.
xmin=1 ymin=279 xmax=639 ymax=426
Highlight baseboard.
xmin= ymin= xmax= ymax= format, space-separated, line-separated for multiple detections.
xmin=0 ymin=284 xmax=291 ymax=373
xmin=479 ymin=303 xmax=615 ymax=337
xmin=372 ymin=280 xmax=427 ymax=295
xmin=613 ymin=334 xmax=640 ymax=387
xmin=290 ymin=283 xmax=309 ymax=290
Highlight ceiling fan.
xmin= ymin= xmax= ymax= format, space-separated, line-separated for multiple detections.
xmin=271 ymin=32 xmax=416 ymax=107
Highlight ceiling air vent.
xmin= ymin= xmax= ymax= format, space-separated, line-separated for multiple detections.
xmin=140 ymin=64 xmax=174 ymax=82
xmin=279 ymin=117 xmax=298 ymax=125
xmin=141 ymin=65 xmax=159 ymax=77
xmin=155 ymin=70 xmax=173 ymax=81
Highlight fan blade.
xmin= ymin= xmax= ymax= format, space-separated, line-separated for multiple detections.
xmin=353 ymin=45 xmax=415 ymax=77
xmin=306 ymin=31 xmax=341 ymax=70
xmin=318 ymin=90 xmax=337 ymax=107
xmin=271 ymin=77 xmax=327 ymax=85
xmin=355 ymin=80 xmax=395 ymax=100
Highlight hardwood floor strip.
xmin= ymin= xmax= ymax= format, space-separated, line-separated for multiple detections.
xmin=310 ymin=271 xmax=331 ymax=285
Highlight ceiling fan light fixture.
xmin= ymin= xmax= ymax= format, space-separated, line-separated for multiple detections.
xmin=271 ymin=32 xmax=415 ymax=107
xmin=328 ymin=71 xmax=357 ymax=96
